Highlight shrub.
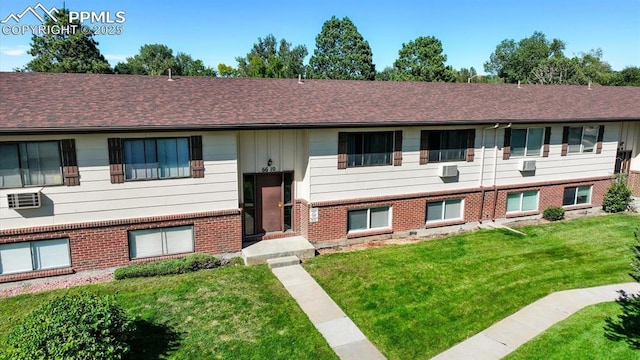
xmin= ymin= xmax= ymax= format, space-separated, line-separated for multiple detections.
xmin=114 ymin=253 xmax=222 ymax=280
xmin=543 ymin=206 xmax=565 ymax=221
xmin=603 ymin=175 xmax=633 ymax=213
xmin=3 ymin=292 xmax=134 ymax=360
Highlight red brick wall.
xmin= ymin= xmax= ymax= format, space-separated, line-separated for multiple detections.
xmin=0 ymin=210 xmax=242 ymax=283
xmin=630 ymin=171 xmax=640 ymax=197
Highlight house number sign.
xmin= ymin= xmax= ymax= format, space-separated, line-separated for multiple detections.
xmin=261 ymin=166 xmax=277 ymax=173
xmin=309 ymin=207 xmax=319 ymax=223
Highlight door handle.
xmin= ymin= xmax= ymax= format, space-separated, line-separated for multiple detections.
xmin=278 ymin=201 xmax=283 ymax=208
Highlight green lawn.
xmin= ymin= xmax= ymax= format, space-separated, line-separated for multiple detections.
xmin=506 ymin=302 xmax=639 ymax=359
xmin=0 ymin=264 xmax=337 ymax=360
xmin=304 ymin=213 xmax=640 ymax=359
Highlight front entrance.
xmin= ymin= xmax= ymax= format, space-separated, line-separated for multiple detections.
xmin=615 ymin=150 xmax=632 ymax=174
xmin=243 ymin=172 xmax=294 ymax=239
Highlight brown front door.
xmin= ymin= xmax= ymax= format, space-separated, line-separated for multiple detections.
xmin=256 ymin=174 xmax=282 ymax=233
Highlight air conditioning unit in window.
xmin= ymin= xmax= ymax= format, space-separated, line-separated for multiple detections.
xmin=7 ymin=191 xmax=42 ymax=209
xmin=519 ymin=160 xmax=537 ymax=172
xmin=439 ymin=164 xmax=458 ymax=178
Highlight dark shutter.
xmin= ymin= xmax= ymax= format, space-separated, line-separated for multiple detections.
xmin=337 ymin=132 xmax=347 ymax=169
xmin=419 ymin=130 xmax=429 ymax=165
xmin=108 ymin=138 xmax=124 ymax=184
xmin=596 ymin=126 xmax=604 ymax=154
xmin=503 ymin=127 xmax=512 ymax=160
xmin=543 ymin=127 xmax=551 ymax=157
xmin=190 ymin=135 xmax=205 ymax=178
xmin=561 ymin=126 xmax=569 ymax=156
xmin=466 ymin=129 xmax=476 ymax=162
xmin=61 ymin=139 xmax=80 ymax=186
xmin=393 ymin=130 xmax=403 ymax=166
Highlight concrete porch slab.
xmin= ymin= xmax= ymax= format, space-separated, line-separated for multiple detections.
xmin=242 ymin=236 xmax=316 ymax=265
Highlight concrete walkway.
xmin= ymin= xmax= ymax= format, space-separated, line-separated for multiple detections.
xmin=432 ymin=282 xmax=640 ymax=360
xmin=271 ymin=264 xmax=386 ymax=360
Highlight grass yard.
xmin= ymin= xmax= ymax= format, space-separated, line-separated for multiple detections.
xmin=0 ymin=264 xmax=337 ymax=360
xmin=506 ymin=302 xmax=639 ymax=360
xmin=304 ymin=213 xmax=640 ymax=359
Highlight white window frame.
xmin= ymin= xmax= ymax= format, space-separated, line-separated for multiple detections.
xmin=347 ymin=132 xmax=394 ymax=168
xmin=347 ymin=206 xmax=392 ymax=232
xmin=0 ymin=238 xmax=71 ymax=275
xmin=562 ymin=186 xmax=592 ymax=206
xmin=122 ymin=137 xmax=191 ymax=181
xmin=506 ymin=191 xmax=539 ymax=213
xmin=426 ymin=198 xmax=464 ymax=223
xmin=511 ymin=128 xmax=544 ymax=157
xmin=568 ymin=126 xmax=599 ymax=154
xmin=0 ymin=141 xmax=63 ymax=189
xmin=128 ymin=225 xmax=195 ymax=259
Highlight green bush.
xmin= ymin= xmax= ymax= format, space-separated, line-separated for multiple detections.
xmin=114 ymin=253 xmax=222 ymax=280
xmin=603 ymin=176 xmax=633 ymax=213
xmin=543 ymin=206 xmax=565 ymax=221
xmin=3 ymin=292 xmax=134 ymax=360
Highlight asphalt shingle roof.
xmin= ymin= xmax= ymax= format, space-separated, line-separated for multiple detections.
xmin=1 ymin=72 xmax=639 ymax=133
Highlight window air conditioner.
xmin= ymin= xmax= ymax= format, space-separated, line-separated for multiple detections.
xmin=7 ymin=191 xmax=42 ymax=209
xmin=439 ymin=164 xmax=458 ymax=178
xmin=519 ymin=160 xmax=537 ymax=172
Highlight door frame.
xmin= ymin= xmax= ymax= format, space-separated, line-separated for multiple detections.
xmin=242 ymin=172 xmax=294 ymax=240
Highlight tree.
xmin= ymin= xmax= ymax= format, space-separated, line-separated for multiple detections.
xmin=375 ymin=66 xmax=402 ymax=81
xmin=308 ymin=16 xmax=376 ymax=80
xmin=613 ymin=66 xmax=640 ymax=86
xmin=530 ymin=56 xmax=584 ymax=85
xmin=217 ymin=63 xmax=239 ymax=77
xmin=576 ymin=49 xmax=614 ymax=85
xmin=115 ymin=44 xmax=175 ymax=75
xmin=25 ymin=8 xmax=112 ymax=73
xmin=484 ymin=31 xmax=565 ymax=83
xmin=605 ymin=228 xmax=640 ymax=349
xmin=392 ymin=36 xmax=455 ymax=82
xmin=174 ymin=52 xmax=216 ymax=76
xmin=235 ymin=34 xmax=307 ymax=78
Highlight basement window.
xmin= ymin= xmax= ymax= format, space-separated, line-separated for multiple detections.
xmin=129 ymin=226 xmax=194 ymax=259
xmin=348 ymin=206 xmax=391 ymax=232
xmin=0 ymin=238 xmax=71 ymax=275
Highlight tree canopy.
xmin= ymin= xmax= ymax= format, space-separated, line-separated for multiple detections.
xmin=115 ymin=44 xmax=215 ymax=76
xmin=25 ymin=8 xmax=112 ymax=73
xmin=308 ymin=16 xmax=376 ymax=80
xmin=392 ymin=36 xmax=455 ymax=82
xmin=235 ymin=34 xmax=307 ymax=78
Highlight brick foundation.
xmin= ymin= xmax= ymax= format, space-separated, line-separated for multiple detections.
xmin=299 ymin=176 xmax=613 ymax=245
xmin=0 ymin=210 xmax=242 ymax=283
xmin=630 ymin=171 xmax=640 ymax=197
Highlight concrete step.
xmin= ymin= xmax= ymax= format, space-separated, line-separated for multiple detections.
xmin=266 ymin=255 xmax=301 ymax=268
xmin=242 ymin=236 xmax=316 ymax=265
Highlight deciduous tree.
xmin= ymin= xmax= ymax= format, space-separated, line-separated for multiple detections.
xmin=115 ymin=44 xmax=175 ymax=75
xmin=308 ymin=16 xmax=375 ymax=80
xmin=236 ymin=34 xmax=307 ymax=78
xmin=174 ymin=52 xmax=216 ymax=76
xmin=25 ymin=8 xmax=112 ymax=73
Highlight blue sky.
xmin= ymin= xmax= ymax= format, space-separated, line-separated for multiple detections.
xmin=1 ymin=0 xmax=639 ymax=73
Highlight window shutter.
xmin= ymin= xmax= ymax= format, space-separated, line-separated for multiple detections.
xmin=61 ymin=139 xmax=80 ymax=186
xmin=108 ymin=138 xmax=124 ymax=184
xmin=393 ymin=130 xmax=403 ymax=166
xmin=337 ymin=132 xmax=347 ymax=169
xmin=503 ymin=127 xmax=512 ymax=160
xmin=466 ymin=129 xmax=476 ymax=162
xmin=190 ymin=135 xmax=205 ymax=178
xmin=561 ymin=126 xmax=569 ymax=156
xmin=596 ymin=126 xmax=604 ymax=154
xmin=543 ymin=127 xmax=551 ymax=157
xmin=419 ymin=130 xmax=429 ymax=165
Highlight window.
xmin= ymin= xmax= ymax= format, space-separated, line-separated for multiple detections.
xmin=427 ymin=130 xmax=469 ymax=162
xmin=129 ymin=226 xmax=194 ymax=259
xmin=426 ymin=198 xmax=463 ymax=222
xmin=123 ymin=138 xmax=190 ymax=180
xmin=568 ymin=126 xmax=599 ymax=153
xmin=506 ymin=191 xmax=539 ymax=213
xmin=511 ymin=128 xmax=544 ymax=157
xmin=563 ymin=186 xmax=592 ymax=206
xmin=347 ymin=206 xmax=391 ymax=231
xmin=0 ymin=238 xmax=71 ymax=275
xmin=347 ymin=132 xmax=393 ymax=167
xmin=0 ymin=141 xmax=63 ymax=188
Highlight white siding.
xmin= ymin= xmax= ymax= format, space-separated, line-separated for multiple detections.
xmin=0 ymin=132 xmax=238 ymax=230
xmin=620 ymin=121 xmax=640 ymax=171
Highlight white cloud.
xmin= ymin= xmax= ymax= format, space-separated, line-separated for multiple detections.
xmin=104 ymin=54 xmax=128 ymax=61
xmin=0 ymin=45 xmax=30 ymax=56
